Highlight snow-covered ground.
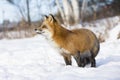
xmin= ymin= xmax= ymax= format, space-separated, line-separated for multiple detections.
xmin=0 ymin=32 xmax=120 ymax=80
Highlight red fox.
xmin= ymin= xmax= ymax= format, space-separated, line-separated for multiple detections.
xmin=35 ymin=14 xmax=100 ymax=67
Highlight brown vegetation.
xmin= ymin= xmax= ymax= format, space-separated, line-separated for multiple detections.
xmin=0 ymin=19 xmax=40 ymax=39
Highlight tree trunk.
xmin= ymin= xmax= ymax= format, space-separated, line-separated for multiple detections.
xmin=71 ymin=0 xmax=80 ymax=24
xmin=62 ymin=0 xmax=73 ymax=25
xmin=56 ymin=0 xmax=67 ymax=25
xmin=81 ymin=0 xmax=88 ymax=22
xmin=26 ymin=0 xmax=31 ymax=26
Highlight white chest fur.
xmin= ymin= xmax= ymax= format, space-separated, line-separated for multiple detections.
xmin=48 ymin=39 xmax=70 ymax=54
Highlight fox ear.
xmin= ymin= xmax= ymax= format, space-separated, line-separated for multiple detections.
xmin=44 ymin=15 xmax=48 ymax=20
xmin=48 ymin=14 xmax=56 ymax=22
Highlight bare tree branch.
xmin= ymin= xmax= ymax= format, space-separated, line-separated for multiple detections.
xmin=7 ymin=0 xmax=25 ymax=19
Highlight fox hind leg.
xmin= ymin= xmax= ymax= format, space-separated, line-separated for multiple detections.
xmin=73 ymin=51 xmax=85 ymax=67
xmin=90 ymin=57 xmax=96 ymax=67
xmin=89 ymin=51 xmax=96 ymax=67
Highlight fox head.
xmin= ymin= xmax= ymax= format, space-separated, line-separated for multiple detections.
xmin=35 ymin=14 xmax=57 ymax=38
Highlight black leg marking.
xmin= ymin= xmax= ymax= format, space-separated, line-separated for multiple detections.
xmin=91 ymin=58 xmax=96 ymax=67
xmin=89 ymin=52 xmax=96 ymax=67
xmin=80 ymin=58 xmax=86 ymax=67
xmin=85 ymin=57 xmax=90 ymax=64
xmin=63 ymin=55 xmax=71 ymax=65
xmin=73 ymin=51 xmax=84 ymax=67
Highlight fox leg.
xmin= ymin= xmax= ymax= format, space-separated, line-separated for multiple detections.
xmin=82 ymin=58 xmax=86 ymax=67
xmin=62 ymin=54 xmax=72 ymax=65
xmin=80 ymin=57 xmax=86 ymax=67
xmin=73 ymin=51 xmax=85 ymax=67
xmin=90 ymin=57 xmax=96 ymax=67
xmin=89 ymin=52 xmax=96 ymax=67
xmin=84 ymin=57 xmax=90 ymax=64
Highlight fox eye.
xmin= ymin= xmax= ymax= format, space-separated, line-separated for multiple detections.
xmin=42 ymin=25 xmax=47 ymax=29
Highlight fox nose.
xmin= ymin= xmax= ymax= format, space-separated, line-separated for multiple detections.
xmin=34 ymin=29 xmax=37 ymax=31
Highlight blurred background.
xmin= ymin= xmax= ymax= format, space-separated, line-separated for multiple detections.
xmin=0 ymin=0 xmax=120 ymax=42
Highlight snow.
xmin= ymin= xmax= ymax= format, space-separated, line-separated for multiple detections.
xmin=0 ymin=32 xmax=120 ymax=80
xmin=107 ymin=23 xmax=120 ymax=41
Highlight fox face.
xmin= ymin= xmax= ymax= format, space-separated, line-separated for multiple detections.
xmin=35 ymin=15 xmax=57 ymax=38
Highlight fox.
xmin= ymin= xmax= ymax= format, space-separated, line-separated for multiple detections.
xmin=35 ymin=14 xmax=100 ymax=67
